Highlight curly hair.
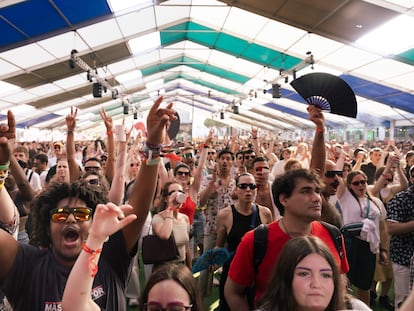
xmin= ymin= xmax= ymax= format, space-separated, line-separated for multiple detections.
xmin=29 ymin=179 xmax=108 ymax=248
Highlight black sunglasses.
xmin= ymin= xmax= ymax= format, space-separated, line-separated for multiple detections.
xmin=351 ymin=180 xmax=367 ymax=186
xmin=176 ymin=171 xmax=190 ymax=176
xmin=237 ymin=183 xmax=257 ymax=190
xmin=208 ymin=152 xmax=216 ymax=155
xmin=244 ymin=155 xmax=256 ymax=160
xmin=84 ymin=166 xmax=101 ymax=172
xmin=168 ymin=190 xmax=185 ymax=196
xmin=324 ymin=170 xmax=343 ymax=178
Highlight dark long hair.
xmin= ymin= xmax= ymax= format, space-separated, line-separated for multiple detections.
xmin=140 ymin=263 xmax=203 ymax=311
xmin=346 ymin=170 xmax=380 ymax=214
xmin=29 ymin=179 xmax=108 ymax=248
xmin=257 ymin=236 xmax=343 ymax=311
xmin=157 ymin=181 xmax=180 ymax=212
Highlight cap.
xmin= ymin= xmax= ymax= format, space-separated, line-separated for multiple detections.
xmin=53 ymin=142 xmax=64 ymax=148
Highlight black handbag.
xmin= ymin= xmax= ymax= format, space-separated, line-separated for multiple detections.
xmin=141 ymin=228 xmax=180 ymax=265
xmin=341 ymin=222 xmax=363 ymax=237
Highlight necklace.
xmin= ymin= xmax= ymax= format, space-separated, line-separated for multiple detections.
xmin=279 ymin=218 xmax=311 ymax=238
xmin=279 ymin=218 xmax=291 ymax=237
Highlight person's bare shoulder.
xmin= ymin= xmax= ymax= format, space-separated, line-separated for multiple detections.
xmin=257 ymin=204 xmax=273 ymax=223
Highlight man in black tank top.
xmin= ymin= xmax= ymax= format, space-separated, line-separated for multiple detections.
xmin=215 ymin=173 xmax=273 ymax=311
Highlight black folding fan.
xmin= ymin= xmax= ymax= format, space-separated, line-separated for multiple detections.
xmin=290 ymin=72 xmax=357 ymax=118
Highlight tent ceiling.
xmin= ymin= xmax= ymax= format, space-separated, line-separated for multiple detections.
xmin=1 ymin=0 xmax=414 ymax=135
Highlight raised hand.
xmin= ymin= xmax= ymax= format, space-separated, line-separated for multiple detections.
xmin=65 ymin=106 xmax=78 ymax=132
xmin=307 ymin=105 xmax=324 ymax=129
xmin=88 ymin=203 xmax=137 ymax=243
xmin=99 ymin=108 xmax=113 ymax=132
xmin=0 ymin=111 xmax=15 ymax=163
xmin=146 ymin=96 xmax=176 ymax=145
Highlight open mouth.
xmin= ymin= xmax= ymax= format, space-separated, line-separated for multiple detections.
xmin=62 ymin=226 xmax=80 ymax=245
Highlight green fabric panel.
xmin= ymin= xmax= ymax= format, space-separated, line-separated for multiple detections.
xmin=394 ymin=48 xmax=414 ymax=66
xmin=160 ymin=21 xmax=303 ymax=71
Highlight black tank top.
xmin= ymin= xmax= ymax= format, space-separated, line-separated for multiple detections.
xmin=227 ymin=204 xmax=262 ymax=253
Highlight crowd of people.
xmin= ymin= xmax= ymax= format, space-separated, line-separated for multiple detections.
xmin=1 ymin=97 xmax=414 ymax=311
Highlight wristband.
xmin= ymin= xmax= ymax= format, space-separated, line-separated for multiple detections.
xmin=315 ymin=127 xmax=324 ymax=134
xmin=67 ymin=131 xmax=74 ymax=135
xmin=141 ymin=141 xmax=161 ymax=161
xmin=143 ymin=157 xmax=162 ymax=166
xmin=106 ymin=130 xmax=113 ymax=136
xmin=0 ymin=161 xmax=10 ymax=171
xmin=82 ymin=241 xmax=102 ymax=277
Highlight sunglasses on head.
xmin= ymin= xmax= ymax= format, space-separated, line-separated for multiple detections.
xmin=237 ymin=183 xmax=257 ymax=190
xmin=50 ymin=207 xmax=92 ymax=223
xmin=176 ymin=171 xmax=190 ymax=176
xmin=324 ymin=170 xmax=343 ymax=178
xmin=168 ymin=189 xmax=185 ymax=196
xmin=183 ymin=153 xmax=193 ymax=159
xmin=351 ymin=180 xmax=367 ymax=186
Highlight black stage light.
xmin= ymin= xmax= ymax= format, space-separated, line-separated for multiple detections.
xmin=272 ymin=83 xmax=281 ymax=98
xmin=123 ymin=104 xmax=129 ymax=115
xmin=92 ymin=83 xmax=102 ymax=98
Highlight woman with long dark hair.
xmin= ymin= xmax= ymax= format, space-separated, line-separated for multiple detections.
xmin=337 ymin=170 xmax=384 ymax=305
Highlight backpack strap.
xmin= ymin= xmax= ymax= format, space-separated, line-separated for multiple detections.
xmin=25 ymin=169 xmax=34 ymax=183
xmin=253 ymin=223 xmax=268 ymax=274
xmin=320 ymin=221 xmax=344 ymax=259
xmin=249 ymin=204 xmax=258 ymax=229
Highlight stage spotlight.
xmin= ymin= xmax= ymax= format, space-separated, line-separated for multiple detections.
xmin=272 ymin=83 xmax=281 ymax=98
xmin=92 ymin=83 xmax=102 ymax=98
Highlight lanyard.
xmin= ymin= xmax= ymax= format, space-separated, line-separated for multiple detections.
xmin=364 ymin=197 xmax=371 ymax=219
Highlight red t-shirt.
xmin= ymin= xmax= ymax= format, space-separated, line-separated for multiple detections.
xmin=228 ymin=220 xmax=349 ymax=302
xmin=179 ymin=196 xmax=196 ymax=225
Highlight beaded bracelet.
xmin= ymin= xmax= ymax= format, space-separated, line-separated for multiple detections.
xmin=82 ymin=241 xmax=102 ymax=277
